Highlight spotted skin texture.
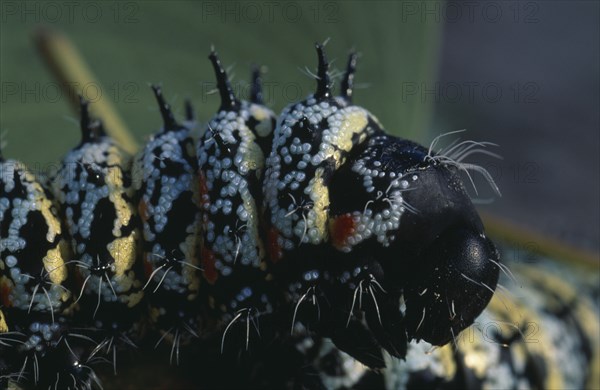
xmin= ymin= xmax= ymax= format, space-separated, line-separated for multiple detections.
xmin=328 ymin=134 xmax=420 ymax=253
xmin=263 ymin=49 xmax=380 ymax=259
xmin=51 ymin=117 xmax=143 ymax=326
xmin=196 ymin=52 xmax=279 ymax=346
xmin=263 ymin=100 xmax=383 ymax=255
xmin=132 ymin=86 xmax=202 ymax=345
xmin=0 ymin=157 xmax=78 ymax=387
xmin=0 ymin=159 xmax=72 ymax=316
xmin=199 ymin=103 xmax=268 ymax=280
xmin=198 ymin=102 xmax=277 ymax=324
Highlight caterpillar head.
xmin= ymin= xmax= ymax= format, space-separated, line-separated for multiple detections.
xmin=329 ymin=132 xmax=501 ymax=346
xmin=392 ymin=143 xmax=501 ymax=345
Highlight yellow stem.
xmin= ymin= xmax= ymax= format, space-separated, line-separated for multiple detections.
xmin=33 ymin=27 xmax=138 ymax=154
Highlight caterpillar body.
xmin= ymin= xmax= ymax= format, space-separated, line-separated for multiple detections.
xmin=50 ymin=98 xmax=146 ymax=371
xmin=132 ymin=85 xmax=202 ymax=355
xmin=196 ymin=52 xmax=277 ymax=352
xmin=3 ymin=43 xmax=594 ymax=390
xmin=0 ymin=150 xmax=101 ymax=389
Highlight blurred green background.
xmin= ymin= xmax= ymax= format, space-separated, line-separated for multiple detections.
xmin=1 ymin=0 xmax=440 ymax=166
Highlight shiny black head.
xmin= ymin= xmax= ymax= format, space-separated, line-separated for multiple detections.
xmin=403 ymin=227 xmax=499 ymax=345
xmin=378 ymin=135 xmax=501 ymax=345
xmin=326 ymin=133 xmax=501 ymax=356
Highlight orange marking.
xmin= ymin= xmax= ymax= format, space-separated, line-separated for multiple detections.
xmin=201 ymin=246 xmax=218 ymax=284
xmin=138 ymin=199 xmax=149 ymax=222
xmin=198 ymin=171 xmax=210 ymax=208
xmin=0 ymin=282 xmax=12 ymax=308
xmin=330 ymin=213 xmax=356 ymax=249
xmin=267 ymin=226 xmax=283 ymax=264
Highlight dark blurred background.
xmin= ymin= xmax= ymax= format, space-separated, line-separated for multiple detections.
xmin=1 ymin=1 xmax=598 ymax=257
xmin=432 ymin=0 xmax=599 ymax=255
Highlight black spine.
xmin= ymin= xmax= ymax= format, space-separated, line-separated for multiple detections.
xmin=184 ymin=99 xmax=195 ymax=122
xmin=151 ymin=85 xmax=179 ymax=131
xmin=250 ymin=65 xmax=264 ymax=105
xmin=209 ymin=50 xmax=239 ymax=111
xmin=315 ymin=43 xmax=332 ymax=100
xmin=341 ymin=52 xmax=357 ymax=102
xmin=79 ymin=95 xmax=93 ymax=143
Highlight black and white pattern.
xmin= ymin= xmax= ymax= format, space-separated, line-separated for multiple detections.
xmin=2 ymin=44 xmax=595 ymax=390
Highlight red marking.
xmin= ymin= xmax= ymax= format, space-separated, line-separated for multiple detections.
xmin=143 ymin=253 xmax=153 ymax=279
xmin=267 ymin=226 xmax=283 ymax=264
xmin=330 ymin=214 xmax=356 ymax=249
xmin=201 ymin=246 xmax=218 ymax=284
xmin=0 ymin=283 xmax=12 ymax=308
xmin=198 ymin=171 xmax=210 ymax=208
xmin=138 ymin=200 xmax=149 ymax=222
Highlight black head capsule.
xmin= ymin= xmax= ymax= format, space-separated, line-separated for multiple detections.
xmin=400 ymin=162 xmax=501 ymax=346
xmin=403 ymin=227 xmax=500 ymax=345
xmin=340 ymin=51 xmax=357 ymax=102
xmin=209 ymin=50 xmax=239 ymax=111
xmin=151 ymin=85 xmax=180 ymax=131
xmin=328 ymin=133 xmax=500 ymax=348
xmin=358 ymin=135 xmax=501 ymax=346
xmin=314 ymin=43 xmax=332 ymax=100
xmin=250 ymin=64 xmax=264 ymax=105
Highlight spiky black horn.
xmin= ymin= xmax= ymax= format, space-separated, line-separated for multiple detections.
xmin=151 ymin=85 xmax=179 ymax=131
xmin=250 ymin=65 xmax=264 ymax=105
xmin=340 ymin=51 xmax=357 ymax=102
xmin=315 ymin=43 xmax=332 ymax=100
xmin=209 ymin=50 xmax=239 ymax=111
